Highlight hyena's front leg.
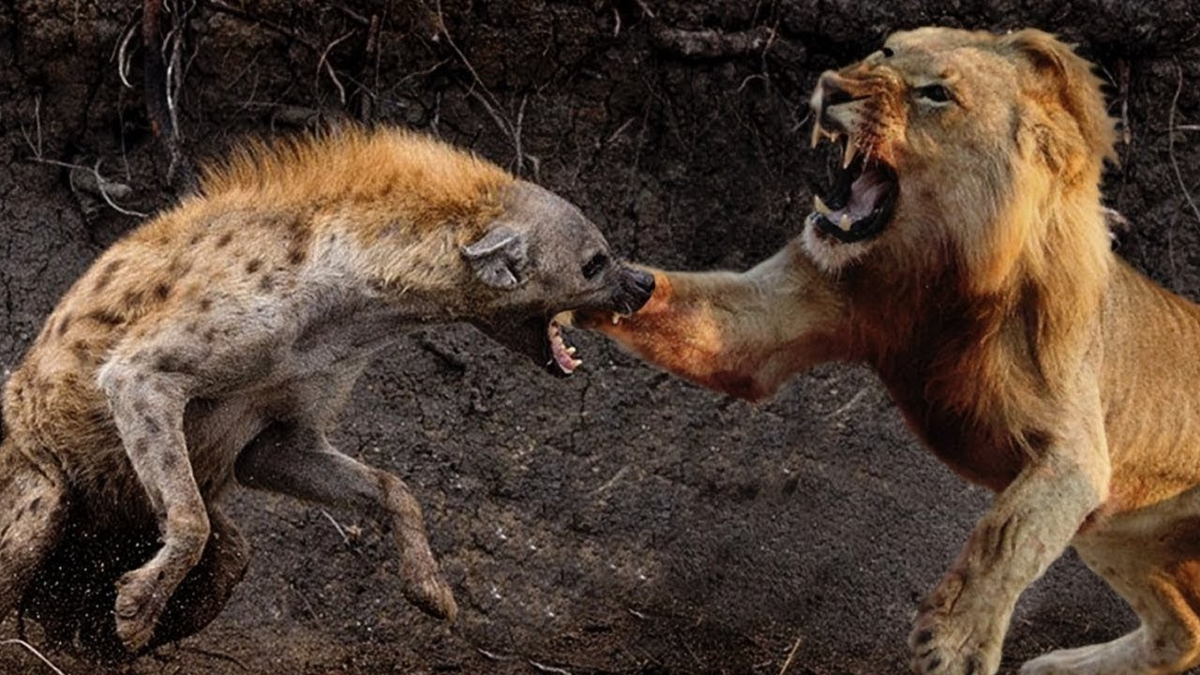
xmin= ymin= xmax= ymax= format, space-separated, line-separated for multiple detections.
xmin=98 ymin=360 xmax=209 ymax=652
xmin=911 ymin=400 xmax=1110 ymax=675
xmin=234 ymin=422 xmax=456 ymax=620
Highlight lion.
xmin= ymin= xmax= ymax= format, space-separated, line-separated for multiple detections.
xmin=577 ymin=27 xmax=1200 ymax=675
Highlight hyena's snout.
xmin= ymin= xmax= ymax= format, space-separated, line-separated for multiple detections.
xmin=610 ymin=266 xmax=655 ymax=315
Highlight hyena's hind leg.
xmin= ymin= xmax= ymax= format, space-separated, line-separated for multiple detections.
xmin=0 ymin=446 xmax=67 ymax=623
xmin=1021 ymin=536 xmax=1200 ymax=675
xmin=234 ymin=422 xmax=456 ymax=621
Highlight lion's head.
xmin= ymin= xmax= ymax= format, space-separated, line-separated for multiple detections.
xmin=804 ymin=27 xmax=1116 ymax=293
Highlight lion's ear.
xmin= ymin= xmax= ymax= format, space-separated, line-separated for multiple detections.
xmin=1000 ymin=29 xmax=1117 ymax=170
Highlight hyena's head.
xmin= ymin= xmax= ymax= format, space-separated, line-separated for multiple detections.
xmin=461 ymin=181 xmax=654 ymax=377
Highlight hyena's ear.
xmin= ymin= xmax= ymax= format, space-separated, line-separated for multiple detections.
xmin=462 ymin=226 xmax=529 ymax=289
xmin=1000 ymin=29 xmax=1117 ymax=171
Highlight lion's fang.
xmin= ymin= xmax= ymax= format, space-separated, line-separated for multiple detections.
xmin=842 ymin=140 xmax=858 ymax=169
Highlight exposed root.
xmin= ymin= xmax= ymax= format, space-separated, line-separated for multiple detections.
xmin=528 ymin=660 xmax=572 ymax=675
xmin=0 ymin=639 xmax=66 ymax=675
xmin=316 ymin=30 xmax=355 ymax=106
xmin=653 ymin=25 xmax=775 ymax=60
xmin=143 ymin=0 xmax=197 ymax=190
xmin=777 ymin=635 xmax=803 ymax=675
xmin=1169 ymin=60 xmax=1200 ymax=229
xmin=426 ymin=0 xmax=538 ymax=176
xmin=21 ymin=97 xmax=146 ymax=217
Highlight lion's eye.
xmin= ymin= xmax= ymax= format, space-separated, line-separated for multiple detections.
xmin=916 ymin=84 xmax=952 ymax=103
xmin=582 ymin=252 xmax=609 ymax=280
xmin=880 ymin=46 xmax=895 ymax=58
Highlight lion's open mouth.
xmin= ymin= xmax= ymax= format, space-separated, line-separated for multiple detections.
xmin=811 ymin=131 xmax=899 ymax=244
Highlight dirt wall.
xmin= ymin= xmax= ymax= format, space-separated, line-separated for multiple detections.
xmin=1 ymin=1 xmax=1199 ymax=673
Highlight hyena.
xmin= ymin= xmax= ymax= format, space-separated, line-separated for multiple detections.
xmin=0 ymin=128 xmax=653 ymax=656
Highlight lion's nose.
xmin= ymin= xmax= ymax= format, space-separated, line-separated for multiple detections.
xmin=814 ymin=73 xmax=856 ymax=128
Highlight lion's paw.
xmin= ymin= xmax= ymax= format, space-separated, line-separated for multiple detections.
xmin=909 ymin=613 xmax=1002 ymax=675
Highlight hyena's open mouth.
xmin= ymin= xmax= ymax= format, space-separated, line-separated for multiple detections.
xmin=497 ymin=312 xmax=594 ymax=378
xmin=809 ymin=125 xmax=899 ymax=244
xmin=492 ymin=268 xmax=652 ymax=378
xmin=547 ymin=316 xmax=581 ymax=374
xmin=547 ymin=310 xmax=630 ymax=376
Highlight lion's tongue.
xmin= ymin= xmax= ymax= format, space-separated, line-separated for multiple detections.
xmin=845 ymin=170 xmax=889 ymax=220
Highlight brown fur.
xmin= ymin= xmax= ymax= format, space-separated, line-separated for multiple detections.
xmin=588 ymin=27 xmax=1200 ymax=675
xmin=0 ymin=126 xmax=652 ymax=658
xmin=198 ymin=128 xmax=512 ymax=244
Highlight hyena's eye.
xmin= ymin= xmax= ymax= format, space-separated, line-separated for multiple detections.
xmin=582 ymin=253 xmax=609 ymax=279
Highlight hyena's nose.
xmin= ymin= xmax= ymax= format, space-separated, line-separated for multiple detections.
xmin=814 ymin=73 xmax=856 ymax=129
xmin=618 ymin=268 xmax=655 ymax=314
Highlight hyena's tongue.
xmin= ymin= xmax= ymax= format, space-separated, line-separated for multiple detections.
xmin=547 ymin=319 xmax=581 ymax=373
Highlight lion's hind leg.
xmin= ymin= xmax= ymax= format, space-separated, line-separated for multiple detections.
xmin=1021 ymin=536 xmax=1200 ymax=675
xmin=0 ymin=446 xmax=67 ymax=622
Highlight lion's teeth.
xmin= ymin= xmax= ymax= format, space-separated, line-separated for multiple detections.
xmin=814 ymin=195 xmax=832 ymax=216
xmin=839 ymin=214 xmax=853 ymax=232
xmin=611 ymin=313 xmax=621 ymax=325
xmin=842 ymin=140 xmax=858 ymax=169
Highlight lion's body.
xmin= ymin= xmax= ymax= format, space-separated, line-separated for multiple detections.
xmin=592 ymin=27 xmax=1200 ymax=675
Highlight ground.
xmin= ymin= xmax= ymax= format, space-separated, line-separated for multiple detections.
xmin=1 ymin=1 xmax=1199 ymax=673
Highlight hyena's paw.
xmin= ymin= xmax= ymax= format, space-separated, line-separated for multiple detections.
xmin=909 ymin=608 xmax=1004 ymax=675
xmin=396 ymin=532 xmax=458 ymax=621
xmin=401 ymin=571 xmax=458 ymax=622
xmin=114 ymin=566 xmax=174 ymax=652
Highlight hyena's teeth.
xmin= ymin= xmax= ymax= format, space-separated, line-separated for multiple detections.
xmin=611 ymin=313 xmax=622 ymax=325
xmin=814 ymin=195 xmax=833 ymax=216
xmin=566 ymin=346 xmax=577 ymax=356
xmin=842 ymin=140 xmax=858 ymax=169
xmin=839 ymin=214 xmax=853 ymax=232
xmin=810 ymin=123 xmax=822 ymax=149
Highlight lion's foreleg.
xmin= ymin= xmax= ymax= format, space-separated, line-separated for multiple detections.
xmin=584 ymin=241 xmax=846 ymax=401
xmin=911 ymin=395 xmax=1110 ymax=674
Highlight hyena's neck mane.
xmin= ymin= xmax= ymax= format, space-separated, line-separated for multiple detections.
xmin=197 ymin=127 xmax=515 ymax=245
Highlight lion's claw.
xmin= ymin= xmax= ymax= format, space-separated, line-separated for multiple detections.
xmin=909 ymin=612 xmax=999 ymax=675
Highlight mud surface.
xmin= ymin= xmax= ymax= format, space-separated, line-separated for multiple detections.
xmin=1 ymin=1 xmax=1199 ymax=673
